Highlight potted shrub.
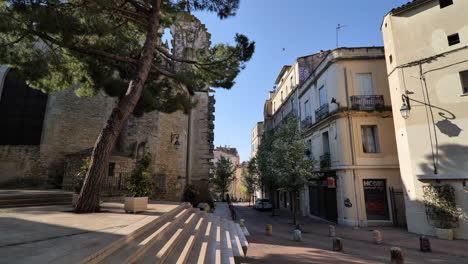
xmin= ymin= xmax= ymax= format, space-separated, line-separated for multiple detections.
xmin=423 ymin=184 xmax=460 ymax=240
xmin=125 ymin=155 xmax=152 ymax=213
xmin=72 ymin=158 xmax=89 ymax=207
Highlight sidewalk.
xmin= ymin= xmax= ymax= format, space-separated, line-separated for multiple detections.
xmin=271 ymin=206 xmax=468 ymax=259
xmin=0 ymin=201 xmax=179 ymax=264
xmin=234 ymin=202 xmax=468 ymax=263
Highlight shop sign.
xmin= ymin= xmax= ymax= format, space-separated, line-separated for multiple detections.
xmin=363 ymin=179 xmax=389 ymax=220
xmin=327 ymin=177 xmax=336 ymax=188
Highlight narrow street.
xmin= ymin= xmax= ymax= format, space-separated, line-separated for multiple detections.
xmin=234 ymin=203 xmax=468 ymax=264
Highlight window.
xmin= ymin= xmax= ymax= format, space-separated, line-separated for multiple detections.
xmin=319 ymin=86 xmax=326 ymax=106
xmin=291 ymin=98 xmax=295 ymax=112
xmin=304 ymin=100 xmax=310 ymax=117
xmin=439 ymin=0 xmax=453 ymax=8
xmin=361 ymin=125 xmax=380 ymax=153
xmin=460 ymin=70 xmax=468 ymax=94
xmin=448 ymin=33 xmax=460 ymax=46
xmin=281 ymin=91 xmax=284 ymax=102
xmin=389 ymin=55 xmax=393 ymax=64
xmin=357 ymin=73 xmax=374 ymax=95
xmin=108 ymin=163 xmax=116 ymax=177
xmin=290 ymin=76 xmax=293 ymax=88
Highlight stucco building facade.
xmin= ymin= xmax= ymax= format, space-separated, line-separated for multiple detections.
xmin=260 ymin=47 xmax=404 ymax=227
xmin=382 ymin=0 xmax=468 ymax=239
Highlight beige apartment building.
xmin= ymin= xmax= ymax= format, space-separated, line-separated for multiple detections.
xmin=297 ymin=47 xmax=402 ymax=227
xmin=250 ymin=122 xmax=264 ymax=158
xmin=383 ymin=0 xmax=468 ymax=239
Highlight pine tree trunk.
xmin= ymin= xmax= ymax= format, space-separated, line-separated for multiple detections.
xmin=74 ymin=0 xmax=162 ymax=213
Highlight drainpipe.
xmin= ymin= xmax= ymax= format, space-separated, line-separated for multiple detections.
xmin=343 ymin=67 xmax=361 ymax=227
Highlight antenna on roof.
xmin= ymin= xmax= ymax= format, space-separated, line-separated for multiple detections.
xmin=336 ymin=24 xmax=349 ymax=48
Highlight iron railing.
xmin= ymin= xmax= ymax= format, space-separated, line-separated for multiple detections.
xmin=301 ymin=116 xmax=313 ymax=129
xmin=101 ymin=172 xmax=131 ymax=197
xmin=350 ymin=95 xmax=385 ymax=111
xmin=315 ymin=103 xmax=329 ymax=122
xmin=319 ymin=152 xmax=331 ymax=169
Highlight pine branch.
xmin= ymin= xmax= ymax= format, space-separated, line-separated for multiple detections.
xmin=156 ymin=45 xmax=197 ymax=64
xmin=0 ymin=34 xmax=27 ymax=48
xmin=126 ymin=0 xmax=151 ymax=14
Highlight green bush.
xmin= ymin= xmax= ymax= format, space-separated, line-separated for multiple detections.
xmin=127 ymin=155 xmax=153 ymax=197
xmin=423 ymin=184 xmax=460 ymax=229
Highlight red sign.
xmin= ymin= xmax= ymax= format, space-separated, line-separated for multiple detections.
xmin=327 ymin=177 xmax=336 ymax=188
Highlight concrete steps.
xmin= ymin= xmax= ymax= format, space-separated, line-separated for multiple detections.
xmin=83 ymin=204 xmax=249 ymax=264
xmin=0 ymin=191 xmax=73 ymax=208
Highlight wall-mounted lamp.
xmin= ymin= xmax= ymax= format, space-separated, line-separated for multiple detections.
xmin=400 ymin=94 xmax=411 ymax=119
xmin=171 ymin=133 xmax=181 ymax=150
xmin=331 ymin=97 xmax=340 ymax=107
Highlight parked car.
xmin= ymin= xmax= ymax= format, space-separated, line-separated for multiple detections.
xmin=254 ymin=198 xmax=272 ymax=210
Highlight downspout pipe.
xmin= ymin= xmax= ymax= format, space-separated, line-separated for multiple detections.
xmin=344 ymin=67 xmax=361 ymax=227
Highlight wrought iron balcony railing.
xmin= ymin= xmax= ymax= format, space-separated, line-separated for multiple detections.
xmin=300 ymin=116 xmax=313 ymax=129
xmin=315 ymin=103 xmax=329 ymax=122
xmin=350 ymin=95 xmax=385 ymax=111
xmin=319 ymin=152 xmax=331 ymax=169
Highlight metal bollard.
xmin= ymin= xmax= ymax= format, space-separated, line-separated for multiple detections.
xmin=329 ymin=225 xmax=336 ymax=237
xmin=265 ymin=224 xmax=272 ymax=236
xmin=390 ymin=247 xmax=404 ymax=264
xmin=332 ymin=237 xmax=343 ymax=251
xmin=240 ymin=219 xmax=245 ymax=227
xmin=419 ymin=236 xmax=431 ymax=252
xmin=293 ymin=229 xmax=302 ymax=241
xmin=373 ymin=230 xmax=382 ymax=245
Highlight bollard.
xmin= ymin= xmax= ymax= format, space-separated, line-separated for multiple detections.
xmin=265 ymin=224 xmax=272 ymax=236
xmin=390 ymin=247 xmax=404 ymax=264
xmin=419 ymin=236 xmax=431 ymax=252
xmin=332 ymin=237 xmax=343 ymax=252
xmin=373 ymin=230 xmax=382 ymax=245
xmin=240 ymin=219 xmax=245 ymax=227
xmin=329 ymin=225 xmax=336 ymax=237
xmin=293 ymin=229 xmax=302 ymax=241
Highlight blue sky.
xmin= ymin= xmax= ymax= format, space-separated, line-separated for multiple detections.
xmin=194 ymin=0 xmax=409 ymax=162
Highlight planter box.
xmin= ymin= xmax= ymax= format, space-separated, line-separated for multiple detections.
xmin=435 ymin=228 xmax=454 ymax=240
xmin=124 ymin=197 xmax=148 ymax=213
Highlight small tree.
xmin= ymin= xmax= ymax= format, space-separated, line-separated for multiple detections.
xmin=211 ymin=156 xmax=235 ymax=202
xmin=242 ymin=161 xmax=257 ymax=206
xmin=127 ymin=155 xmax=152 ymax=197
xmin=272 ymin=117 xmax=315 ymax=225
xmin=254 ymin=131 xmax=279 ymax=215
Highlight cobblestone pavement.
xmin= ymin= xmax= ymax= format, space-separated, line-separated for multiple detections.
xmin=233 ymin=203 xmax=468 ymax=264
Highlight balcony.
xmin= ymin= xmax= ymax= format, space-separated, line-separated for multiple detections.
xmin=315 ymin=103 xmax=329 ymax=122
xmin=319 ymin=152 xmax=331 ymax=170
xmin=283 ymin=110 xmax=297 ymax=121
xmin=300 ymin=116 xmax=313 ymax=129
xmin=350 ymin=95 xmax=385 ymax=111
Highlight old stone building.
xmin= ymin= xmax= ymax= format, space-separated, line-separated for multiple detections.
xmin=0 ymin=14 xmax=215 ymax=201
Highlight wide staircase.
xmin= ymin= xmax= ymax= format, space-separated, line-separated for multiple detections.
xmin=0 ymin=190 xmax=73 ymax=208
xmin=81 ymin=203 xmax=249 ymax=264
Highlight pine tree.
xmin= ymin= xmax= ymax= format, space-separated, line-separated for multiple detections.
xmin=0 ymin=0 xmax=254 ymax=213
xmin=211 ymin=156 xmax=235 ymax=202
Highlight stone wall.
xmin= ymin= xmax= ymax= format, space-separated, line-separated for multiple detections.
xmin=189 ymin=92 xmax=214 ymax=185
xmin=0 ymin=146 xmax=47 ymax=187
xmin=40 ymin=88 xmax=116 ymax=186
xmin=153 ymin=111 xmax=188 ymax=201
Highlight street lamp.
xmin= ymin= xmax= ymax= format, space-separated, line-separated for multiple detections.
xmin=400 ymin=94 xmax=411 ymax=119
